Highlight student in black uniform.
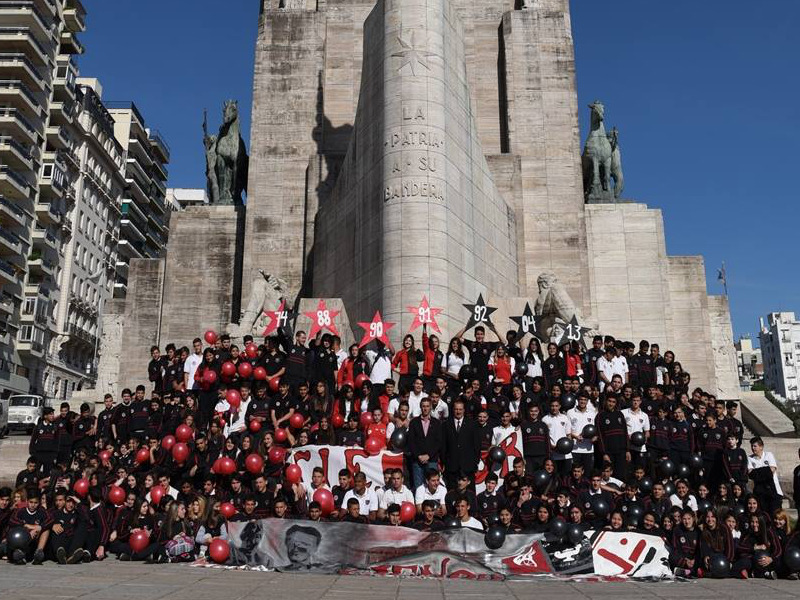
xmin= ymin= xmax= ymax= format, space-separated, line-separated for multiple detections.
xmin=30 ymin=408 xmax=58 ymax=475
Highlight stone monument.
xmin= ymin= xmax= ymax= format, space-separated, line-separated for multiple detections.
xmin=101 ymin=0 xmax=740 ymax=400
xmin=203 ymin=100 xmax=249 ymax=205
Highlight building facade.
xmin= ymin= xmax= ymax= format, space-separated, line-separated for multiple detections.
xmin=735 ymin=335 xmax=763 ymax=391
xmin=0 ymin=0 xmax=86 ymax=398
xmin=760 ymin=312 xmax=800 ymax=403
xmin=105 ymin=102 xmax=170 ymax=298
xmin=166 ymin=187 xmax=207 ymax=211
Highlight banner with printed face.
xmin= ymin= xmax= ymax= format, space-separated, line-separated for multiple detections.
xmin=206 ymin=519 xmax=672 ymax=581
xmin=288 ymin=434 xmax=526 ymax=494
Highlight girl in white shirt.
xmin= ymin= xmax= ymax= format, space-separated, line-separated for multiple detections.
xmin=442 ymin=337 xmax=469 ymax=381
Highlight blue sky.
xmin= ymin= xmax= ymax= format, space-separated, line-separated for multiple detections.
xmin=80 ymin=1 xmax=798 ymax=341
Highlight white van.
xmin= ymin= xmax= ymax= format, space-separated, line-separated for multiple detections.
xmin=8 ymin=394 xmax=47 ymax=434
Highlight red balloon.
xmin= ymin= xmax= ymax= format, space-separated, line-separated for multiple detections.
xmin=365 ymin=435 xmax=383 ymax=456
xmin=161 ymin=435 xmax=176 ymax=451
xmin=208 ymin=537 xmax=230 ymax=564
xmin=285 ymin=464 xmax=303 ymax=484
xmin=245 ymin=343 xmax=258 ymax=359
xmin=245 ymin=453 xmax=264 ymax=475
xmin=129 ymin=529 xmax=150 ymax=553
xmin=204 ymin=330 xmax=218 ymax=345
xmin=342 ymin=380 xmax=354 ymax=389
xmin=172 ymin=442 xmax=190 ymax=463
xmin=226 ymin=389 xmax=241 ymax=408
xmin=98 ymin=450 xmax=112 ymax=463
xmin=73 ymin=478 xmax=89 ymax=497
xmin=203 ymin=369 xmax=218 ymax=385
xmin=359 ymin=411 xmax=374 ymax=429
xmin=253 ymin=366 xmax=267 ymax=381
xmin=274 ymin=428 xmax=288 ymax=443
xmin=289 ymin=412 xmax=305 ymax=430
xmin=135 ymin=447 xmax=150 ymax=465
xmin=268 ymin=446 xmax=286 ymax=465
xmin=175 ymin=424 xmax=193 ymax=443
xmin=219 ymin=502 xmax=236 ymax=519
xmin=331 ymin=414 xmax=344 ymax=428
xmin=355 ymin=374 xmax=370 ymax=390
xmin=268 ymin=376 xmax=281 ymax=393
xmin=249 ymin=419 xmax=262 ymax=433
xmin=237 ymin=362 xmax=253 ymax=378
xmin=313 ymin=488 xmax=335 ymax=516
xmin=218 ymin=456 xmax=236 ymax=476
xmin=150 ymin=485 xmax=165 ymax=506
xmin=400 ymin=501 xmax=416 ymax=524
xmin=221 ymin=361 xmax=236 ymax=378
xmin=107 ymin=485 xmax=126 ymax=506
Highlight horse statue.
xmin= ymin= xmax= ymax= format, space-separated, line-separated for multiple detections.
xmin=203 ymin=100 xmax=248 ymax=205
xmin=607 ymin=126 xmax=624 ymax=200
xmin=581 ymin=100 xmax=614 ymax=203
xmin=228 ymin=270 xmax=290 ymax=340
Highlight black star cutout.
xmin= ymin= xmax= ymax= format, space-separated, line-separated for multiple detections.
xmin=556 ymin=314 xmax=591 ymax=349
xmin=392 ymin=32 xmax=436 ymax=77
xmin=510 ymin=302 xmax=545 ymax=341
xmin=463 ymin=293 xmax=498 ymax=330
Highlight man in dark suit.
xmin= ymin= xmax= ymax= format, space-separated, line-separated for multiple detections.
xmin=441 ymin=398 xmax=481 ymax=490
xmin=407 ymin=397 xmax=443 ymax=491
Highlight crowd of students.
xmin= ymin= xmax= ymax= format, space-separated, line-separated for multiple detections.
xmin=2 ymin=323 xmax=800 ymax=580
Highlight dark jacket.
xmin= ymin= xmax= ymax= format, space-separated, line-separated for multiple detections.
xmin=441 ymin=417 xmax=481 ymax=474
xmin=407 ymin=415 xmax=443 ymax=463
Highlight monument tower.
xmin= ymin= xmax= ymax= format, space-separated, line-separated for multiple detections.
xmin=98 ymin=0 xmax=739 ymax=401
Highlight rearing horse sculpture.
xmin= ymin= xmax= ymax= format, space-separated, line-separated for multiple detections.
xmin=581 ymin=100 xmax=613 ymax=202
xmin=203 ymin=100 xmax=248 ymax=205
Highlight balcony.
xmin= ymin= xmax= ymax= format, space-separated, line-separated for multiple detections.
xmin=0 ymin=164 xmax=32 ymax=200
xmin=0 ymin=135 xmax=34 ymax=170
xmin=49 ymin=99 xmax=73 ymax=125
xmin=120 ymin=216 xmax=146 ymax=243
xmin=45 ymin=124 xmax=70 ymax=149
xmin=24 ymin=282 xmax=48 ymax=297
xmin=66 ymin=322 xmax=95 ymax=348
xmin=0 ymin=79 xmax=42 ymax=117
xmin=0 ymin=52 xmax=46 ymax=90
xmin=148 ymin=130 xmax=170 ymax=163
xmin=0 ymin=290 xmax=15 ymax=315
xmin=63 ymin=1 xmax=85 ymax=33
xmin=31 ymin=226 xmax=57 ymax=252
xmin=0 ymin=27 xmax=52 ymax=65
xmin=116 ymin=239 xmax=142 ymax=260
xmin=0 ymin=2 xmax=53 ymax=39
xmin=121 ymin=197 xmax=146 ymax=223
xmin=0 ymin=224 xmax=28 ymax=256
xmin=0 ymin=256 xmax=23 ymax=286
xmin=0 ymin=107 xmax=41 ymax=144
xmin=147 ymin=209 xmax=166 ymax=232
xmin=151 ymin=158 xmax=168 ymax=181
xmin=0 ymin=195 xmax=27 ymax=227
xmin=53 ymin=59 xmax=76 ymax=101
xmin=16 ymin=337 xmax=44 ymax=356
xmin=34 ymin=200 xmax=62 ymax=225
xmin=59 ymin=30 xmax=82 ymax=55
xmin=27 ymin=255 xmax=54 ymax=277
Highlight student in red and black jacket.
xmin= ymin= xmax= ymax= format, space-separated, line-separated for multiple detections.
xmin=734 ymin=514 xmax=782 ymax=579
xmin=595 ymin=395 xmax=627 ymax=481
xmin=421 ymin=324 xmax=444 ymax=392
xmin=82 ymin=487 xmax=112 ymax=561
xmin=392 ymin=334 xmax=423 ymax=394
xmin=337 ymin=344 xmax=370 ymax=389
xmin=669 ymin=406 xmax=695 ymax=466
xmin=698 ymin=509 xmax=735 ymax=577
xmin=670 ymin=509 xmax=701 ymax=577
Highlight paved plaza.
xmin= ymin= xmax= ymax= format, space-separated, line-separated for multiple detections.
xmin=0 ymin=560 xmax=799 ymax=600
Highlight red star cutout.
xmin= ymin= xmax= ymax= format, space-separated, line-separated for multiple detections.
xmin=303 ymin=299 xmax=341 ymax=337
xmin=260 ymin=299 xmax=291 ymax=336
xmin=406 ymin=295 xmax=443 ymax=333
xmin=357 ymin=311 xmax=396 ymax=349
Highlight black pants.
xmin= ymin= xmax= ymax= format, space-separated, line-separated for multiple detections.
xmin=48 ymin=528 xmax=85 ymax=559
xmin=573 ymin=452 xmax=594 ymax=474
xmin=553 ymin=458 xmax=573 ymax=477
xmin=524 ymin=455 xmax=546 ymax=474
xmin=108 ymin=539 xmax=160 ymax=561
xmin=604 ymin=451 xmax=626 ymax=481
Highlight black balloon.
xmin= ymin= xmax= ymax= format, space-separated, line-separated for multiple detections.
xmin=567 ymin=524 xmax=585 ymax=545
xmin=555 ymin=437 xmax=574 ymax=455
xmin=485 ymin=514 xmax=501 ymax=527
xmin=638 ymin=476 xmax=653 ymax=493
xmin=443 ymin=517 xmax=461 ymax=529
xmin=630 ymin=431 xmax=645 ymax=447
xmin=784 ymin=546 xmax=800 ymax=572
xmin=489 ymin=446 xmax=506 ymax=464
xmin=485 ymin=525 xmax=506 ymax=550
xmin=688 ymin=453 xmax=704 ymax=470
xmin=590 ymin=496 xmax=610 ymax=518
xmin=549 ymin=518 xmax=568 ymax=539
xmin=625 ymin=513 xmax=641 ymax=528
xmin=709 ymin=553 xmax=731 ymax=578
xmin=658 ymin=459 xmax=676 ymax=477
xmin=517 ymin=363 xmax=529 ymax=376
xmin=697 ymin=499 xmax=713 ymax=514
xmin=532 ymin=469 xmax=550 ymax=491
xmin=390 ymin=427 xmax=407 ymax=450
xmin=581 ymin=424 xmax=596 ymax=439
xmin=663 ymin=482 xmax=676 ymax=496
xmin=733 ymin=504 xmax=746 ymax=519
xmin=676 ymin=463 xmax=691 ymax=478
xmin=6 ymin=526 xmax=30 ymax=551
xmin=627 ymin=503 xmax=644 ymax=521
xmin=559 ymin=394 xmax=576 ymax=412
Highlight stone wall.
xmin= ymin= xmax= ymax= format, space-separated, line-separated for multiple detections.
xmin=708 ymin=294 xmax=741 ymax=399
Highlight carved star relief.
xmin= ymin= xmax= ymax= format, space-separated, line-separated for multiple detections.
xmin=392 ymin=32 xmax=437 ymax=77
